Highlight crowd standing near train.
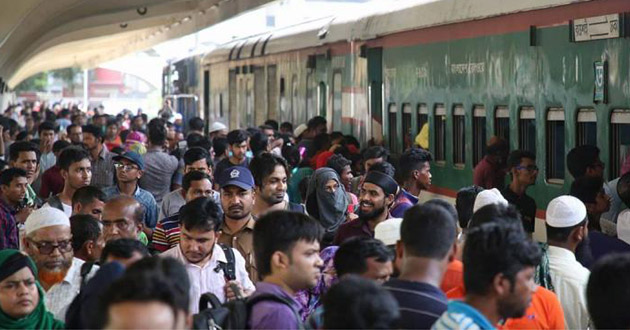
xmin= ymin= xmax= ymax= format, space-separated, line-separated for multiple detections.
xmin=0 ymin=101 xmax=629 ymax=330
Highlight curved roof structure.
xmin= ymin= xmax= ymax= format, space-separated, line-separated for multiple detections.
xmin=0 ymin=0 xmax=274 ymax=89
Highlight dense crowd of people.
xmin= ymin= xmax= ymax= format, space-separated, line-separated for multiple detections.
xmin=0 ymin=102 xmax=629 ymax=329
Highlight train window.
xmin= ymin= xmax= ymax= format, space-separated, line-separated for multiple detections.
xmin=472 ymin=106 xmax=486 ymax=167
xmin=291 ymin=75 xmax=298 ymax=124
xmin=318 ymin=82 xmax=327 ymax=117
xmin=306 ymin=73 xmax=314 ymax=120
xmin=546 ymin=107 xmax=565 ymax=184
xmin=577 ymin=108 xmax=596 ymax=146
xmin=388 ymin=103 xmax=398 ymax=152
xmin=453 ymin=105 xmax=466 ymax=167
xmin=417 ymin=104 xmax=428 ymax=147
xmin=519 ymin=107 xmax=536 ymax=154
xmin=333 ymin=72 xmax=342 ymax=131
xmin=494 ymin=106 xmax=510 ymax=146
xmin=402 ymin=104 xmax=412 ymax=151
xmin=434 ymin=104 xmax=446 ymax=164
xmin=610 ymin=109 xmax=630 ymax=178
xmin=267 ymin=65 xmax=277 ymax=120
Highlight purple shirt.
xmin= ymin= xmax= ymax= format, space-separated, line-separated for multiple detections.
xmin=390 ymin=189 xmax=419 ymax=218
xmin=248 ymin=282 xmax=301 ymax=329
xmin=0 ymin=199 xmax=18 ymax=250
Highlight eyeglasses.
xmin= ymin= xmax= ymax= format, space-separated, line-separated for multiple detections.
xmin=516 ymin=165 xmax=539 ymax=172
xmin=28 ymin=239 xmax=72 ymax=255
xmin=114 ymin=163 xmax=139 ymax=171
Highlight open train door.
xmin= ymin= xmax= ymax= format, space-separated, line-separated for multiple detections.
xmin=367 ymin=47 xmax=383 ymax=144
xmin=165 ymin=95 xmax=198 ymax=133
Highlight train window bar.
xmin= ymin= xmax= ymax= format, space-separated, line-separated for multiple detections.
xmin=473 ymin=105 xmax=487 ymax=167
xmin=546 ymin=107 xmax=565 ymax=184
xmin=388 ymin=103 xmax=398 ymax=153
xmin=610 ymin=109 xmax=630 ymax=179
xmin=402 ymin=104 xmax=413 ymax=151
xmin=453 ymin=105 xmax=466 ymax=168
xmin=576 ymin=108 xmax=596 ymax=147
xmin=519 ymin=106 xmax=536 ymax=154
xmin=434 ymin=104 xmax=446 ymax=164
xmin=494 ymin=106 xmax=510 ymax=146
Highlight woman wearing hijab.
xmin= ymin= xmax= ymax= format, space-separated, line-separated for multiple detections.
xmin=306 ymin=167 xmax=349 ymax=246
xmin=0 ymin=249 xmax=64 ymax=329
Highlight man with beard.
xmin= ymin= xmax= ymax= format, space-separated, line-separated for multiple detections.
xmin=9 ymin=141 xmax=41 ymax=206
xmin=161 ymin=197 xmax=254 ymax=313
xmin=502 ymin=150 xmax=538 ymax=234
xmin=433 ymin=221 xmax=540 ymax=329
xmin=44 ymin=147 xmax=92 ymax=217
xmin=391 ymin=147 xmax=432 ymax=218
xmin=333 ymin=171 xmax=397 ymax=245
xmin=545 ymin=195 xmax=591 ymax=329
xmin=217 ymin=166 xmax=258 ymax=282
xmin=23 ymin=207 xmax=99 ymax=321
xmin=83 ymin=124 xmax=114 ymax=189
xmin=101 ymin=195 xmax=145 ymax=244
xmin=250 ymin=153 xmax=305 ymax=218
xmin=67 ymin=124 xmax=83 ymax=146
xmin=0 ymin=168 xmax=29 ymax=249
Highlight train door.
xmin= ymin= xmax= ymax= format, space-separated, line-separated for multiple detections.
xmin=203 ymin=69 xmax=210 ymax=132
xmin=254 ymin=66 xmax=265 ymax=126
xmin=228 ymin=69 xmax=237 ymax=128
xmin=267 ymin=65 xmax=278 ymax=120
xmin=367 ymin=48 xmax=383 ymax=142
xmin=332 ymin=71 xmax=342 ymax=131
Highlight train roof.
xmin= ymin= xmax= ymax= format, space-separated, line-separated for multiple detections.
xmin=202 ymin=0 xmax=589 ymax=64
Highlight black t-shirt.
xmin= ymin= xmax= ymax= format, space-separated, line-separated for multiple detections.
xmin=501 ymin=187 xmax=537 ymax=233
xmin=214 ymin=157 xmax=250 ymax=179
xmin=383 ymin=279 xmax=447 ymax=329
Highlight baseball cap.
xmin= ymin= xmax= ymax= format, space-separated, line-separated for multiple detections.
xmin=374 ymin=218 xmax=402 ymax=246
xmin=546 ymin=195 xmax=587 ymax=228
xmin=113 ymin=151 xmax=145 ymax=171
xmin=472 ymin=188 xmax=508 ymax=213
xmin=218 ymin=166 xmax=254 ymax=190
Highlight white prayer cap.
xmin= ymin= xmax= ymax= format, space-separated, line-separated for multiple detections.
xmin=208 ymin=122 xmax=227 ymax=134
xmin=473 ymin=188 xmax=508 ymax=213
xmin=374 ymin=218 xmax=403 ymax=246
xmin=546 ymin=195 xmax=587 ymax=228
xmin=294 ymin=124 xmax=308 ymax=138
xmin=617 ymin=209 xmax=630 ymax=245
xmin=25 ymin=207 xmax=70 ymax=235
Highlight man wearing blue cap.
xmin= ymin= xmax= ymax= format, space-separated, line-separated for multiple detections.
xmin=103 ymin=151 xmax=158 ymax=234
xmin=217 ymin=166 xmax=258 ymax=282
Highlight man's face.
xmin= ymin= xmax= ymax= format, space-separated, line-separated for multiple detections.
xmin=340 ymin=165 xmax=353 ymax=189
xmin=263 ymin=128 xmax=275 ymax=144
xmin=258 ymin=165 xmax=287 ymax=206
xmin=62 ymin=159 xmax=92 ymax=190
xmin=364 ymin=157 xmax=383 ymax=173
xmin=114 ymin=159 xmax=142 ymax=184
xmin=497 ymin=266 xmax=536 ymax=320
xmin=102 ymin=204 xmax=141 ymax=242
xmin=179 ymin=226 xmax=217 ymax=265
xmin=11 ymin=151 xmax=38 ymax=183
xmin=220 ymin=185 xmax=254 ymax=220
xmin=83 ymin=132 xmax=99 ymax=151
xmin=587 ymin=159 xmax=605 ymax=179
xmin=74 ymin=198 xmax=105 ymax=220
xmin=1 ymin=176 xmax=27 ymax=205
xmin=132 ymin=118 xmax=144 ymax=130
xmin=360 ymin=258 xmax=393 ymax=284
xmin=25 ymin=118 xmax=34 ymax=131
xmin=68 ymin=126 xmax=83 ymax=144
xmin=514 ymin=157 xmax=538 ymax=186
xmin=24 ymin=225 xmax=73 ymax=285
xmin=358 ymin=182 xmax=389 ymax=220
xmin=592 ymin=189 xmax=612 ymax=214
xmin=316 ymin=124 xmax=327 ymax=135
xmin=184 ymin=159 xmax=211 ymax=176
xmin=185 ymin=179 xmax=214 ymax=202
xmin=106 ymin=124 xmax=118 ymax=139
xmin=285 ymin=240 xmax=323 ymax=291
xmin=106 ymin=301 xmax=185 ymax=330
xmin=40 ymin=130 xmax=55 ymax=148
xmin=230 ymin=141 xmax=248 ymax=161
xmin=416 ymin=162 xmax=432 ymax=190
xmin=0 ymin=267 xmax=39 ymax=320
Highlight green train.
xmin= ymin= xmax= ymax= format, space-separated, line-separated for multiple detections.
xmin=166 ymin=0 xmax=630 ymax=239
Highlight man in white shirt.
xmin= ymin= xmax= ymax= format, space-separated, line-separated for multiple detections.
xmin=161 ymin=196 xmax=254 ymax=313
xmin=545 ymin=195 xmax=590 ymax=329
xmin=22 ymin=207 xmax=98 ymax=321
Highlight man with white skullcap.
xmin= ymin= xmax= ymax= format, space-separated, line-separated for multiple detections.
xmin=22 ymin=207 xmax=98 ymax=321
xmin=472 ymin=188 xmax=508 ymax=214
xmin=545 ymin=195 xmax=590 ymax=329
xmin=208 ymin=122 xmax=228 ymax=141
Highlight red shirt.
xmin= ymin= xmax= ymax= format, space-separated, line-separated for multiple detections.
xmin=441 ymin=260 xmax=463 ymax=293
xmin=39 ymin=165 xmax=64 ymax=198
xmin=473 ymin=156 xmax=506 ymax=189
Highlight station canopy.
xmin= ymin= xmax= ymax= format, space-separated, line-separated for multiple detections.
xmin=0 ymin=0 xmax=273 ymax=89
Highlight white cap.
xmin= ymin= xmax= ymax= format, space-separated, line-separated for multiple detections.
xmin=25 ymin=207 xmax=70 ymax=235
xmin=374 ymin=218 xmax=403 ymax=246
xmin=546 ymin=195 xmax=587 ymax=228
xmin=617 ymin=209 xmax=630 ymax=245
xmin=294 ymin=124 xmax=308 ymax=138
xmin=473 ymin=188 xmax=508 ymax=213
xmin=208 ymin=122 xmax=227 ymax=134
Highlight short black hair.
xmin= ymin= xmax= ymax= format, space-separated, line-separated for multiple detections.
xmin=179 ymin=197 xmax=221 ymax=232
xmin=323 ymin=275 xmax=400 ymax=329
xmin=67 ymin=124 xmax=80 ymax=133
xmin=567 ymin=145 xmax=600 ymax=179
xmin=486 ymin=138 xmax=509 ymax=156
xmin=455 ymin=186 xmax=484 ymax=229
xmin=259 ymin=124 xmax=275 ymax=132
xmin=38 ymin=121 xmax=58 ymax=134
xmin=334 ymin=237 xmax=393 ymax=277
xmin=587 ymin=253 xmax=630 ymax=329
xmin=82 ymin=124 xmax=103 ymax=142
xmin=280 ymin=122 xmax=293 ymax=132
xmin=282 ymin=144 xmax=301 ymax=169
xmin=250 ymin=131 xmax=269 ymax=157
xmin=313 ymin=133 xmax=330 ymax=152
xmin=0 ymin=168 xmax=27 ymax=186
xmin=182 ymin=171 xmax=212 ymax=192
xmin=424 ymin=199 xmax=458 ymax=226
xmin=545 ymin=219 xmax=587 ymax=243
xmin=399 ymin=148 xmax=432 ymax=181
xmin=469 ymin=203 xmax=522 ymax=229
xmin=58 ymin=146 xmax=90 ymax=171
xmin=463 ymin=222 xmax=541 ymax=295
xmin=188 ymin=117 xmax=204 ymax=131
xmin=9 ymin=141 xmax=41 ymax=163
xmin=507 ymin=150 xmax=536 ymax=170
xmin=188 ymin=135 xmax=212 ymax=151
xmin=264 ymin=120 xmax=279 ymax=131
xmin=307 ymin=116 xmax=327 ymax=130
xmin=99 ymin=238 xmax=149 ymax=265
xmin=147 ymin=118 xmax=167 ymax=145
xmin=183 ymin=147 xmax=211 ymax=167
xmin=401 ymin=203 xmax=456 ymax=259
xmin=72 ymin=186 xmax=106 ymax=208
xmin=212 ymin=137 xmax=228 ymax=157
xmin=254 ymin=211 xmax=324 ymax=278
xmin=368 ymin=161 xmax=396 ymax=178
xmin=53 ymin=140 xmax=71 ymax=153
xmin=70 ymin=214 xmax=101 ymax=251
xmin=363 ymin=146 xmax=389 ymax=161
xmin=227 ymin=129 xmax=249 ymax=146
xmin=327 ymin=154 xmax=352 ymax=178
xmin=249 ymin=153 xmax=289 ymax=187
xmin=570 ymin=176 xmax=604 ymax=204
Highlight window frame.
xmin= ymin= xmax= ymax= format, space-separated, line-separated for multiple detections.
xmin=388 ymin=103 xmax=398 ymax=153
xmin=434 ymin=104 xmax=446 ymax=165
xmin=610 ymin=109 xmax=630 ymax=178
xmin=576 ymin=108 xmax=597 ymax=147
xmin=472 ymin=105 xmax=487 ymax=167
xmin=546 ymin=107 xmax=566 ymax=184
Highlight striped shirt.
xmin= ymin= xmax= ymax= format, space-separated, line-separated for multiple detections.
xmin=90 ymin=145 xmax=114 ymax=189
xmin=383 ymin=278 xmax=448 ymax=329
xmin=152 ymin=214 xmax=181 ymax=252
xmin=432 ymin=301 xmax=495 ymax=330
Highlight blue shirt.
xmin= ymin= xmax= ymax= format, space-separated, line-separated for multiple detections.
xmin=383 ymin=279 xmax=447 ymax=329
xmin=390 ymin=189 xmax=419 ymax=218
xmin=104 ymin=185 xmax=159 ymax=228
xmin=248 ymin=282 xmax=302 ymax=330
xmin=432 ymin=300 xmax=495 ymax=330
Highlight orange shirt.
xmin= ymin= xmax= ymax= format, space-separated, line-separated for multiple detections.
xmin=441 ymin=260 xmax=464 ymax=293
